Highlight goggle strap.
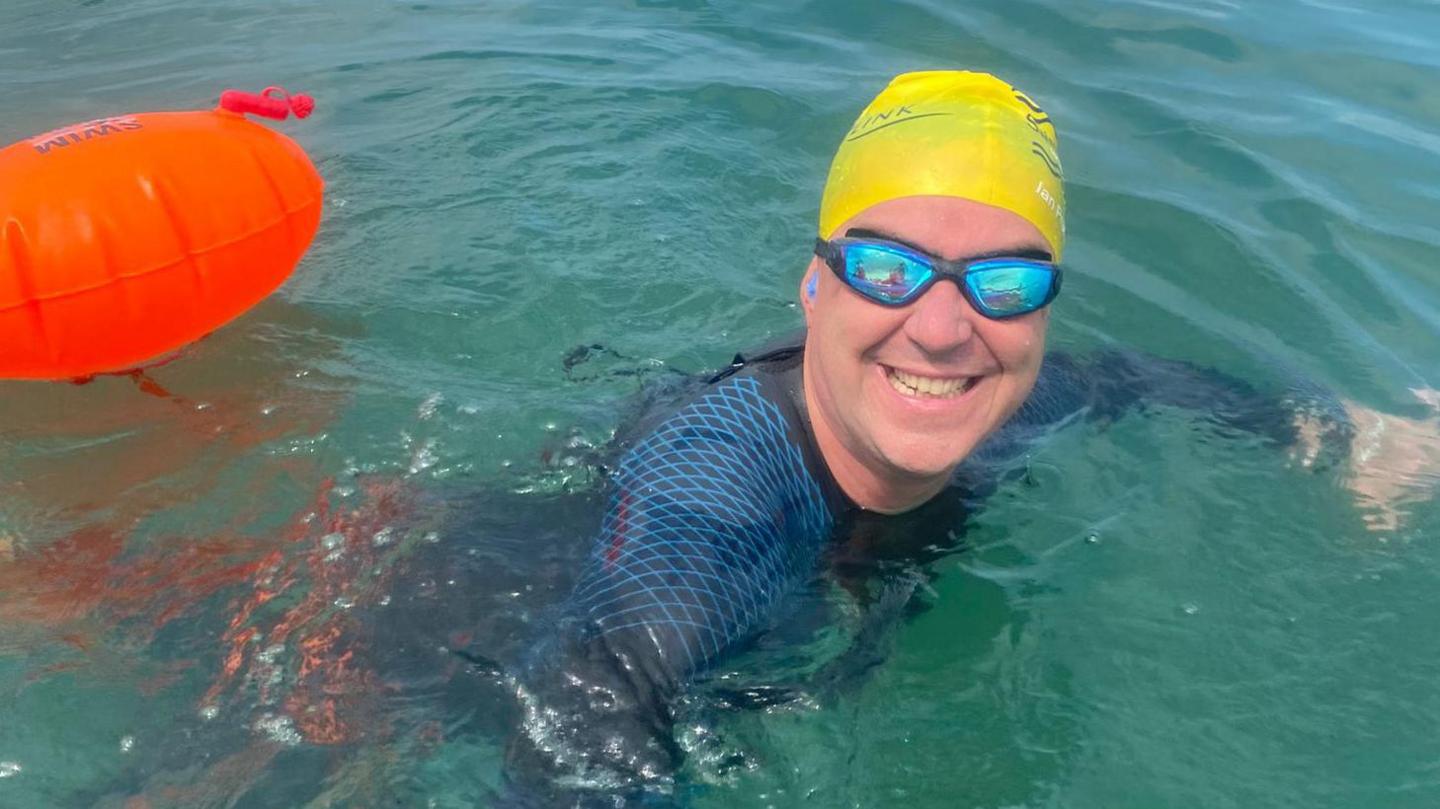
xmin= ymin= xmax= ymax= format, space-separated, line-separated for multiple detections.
xmin=813 ymin=237 xmax=841 ymax=267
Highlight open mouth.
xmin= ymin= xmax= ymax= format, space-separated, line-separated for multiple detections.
xmin=884 ymin=366 xmax=980 ymax=399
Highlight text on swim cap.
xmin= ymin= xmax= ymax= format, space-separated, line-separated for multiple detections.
xmin=844 ymin=105 xmax=949 ymax=142
xmin=1035 ymin=181 xmax=1065 ymax=235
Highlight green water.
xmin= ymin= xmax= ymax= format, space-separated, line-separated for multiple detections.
xmin=3 ymin=0 xmax=1439 ymax=806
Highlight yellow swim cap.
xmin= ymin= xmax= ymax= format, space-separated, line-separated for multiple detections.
xmin=818 ymin=71 xmax=1066 ymax=259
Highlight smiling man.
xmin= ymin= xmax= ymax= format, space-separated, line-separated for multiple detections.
xmin=497 ymin=71 xmax=1410 ymax=803
xmin=499 ymin=71 xmax=1091 ymax=803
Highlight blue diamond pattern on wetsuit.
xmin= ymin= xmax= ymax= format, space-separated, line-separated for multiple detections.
xmin=572 ymin=375 xmax=833 ymax=678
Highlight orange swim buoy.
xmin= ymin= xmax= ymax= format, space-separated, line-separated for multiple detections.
xmin=0 ymin=87 xmax=323 ymax=380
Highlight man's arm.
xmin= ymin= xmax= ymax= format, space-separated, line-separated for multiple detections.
xmin=983 ymin=348 xmax=1440 ymax=530
xmin=502 ymin=373 xmax=835 ymax=798
xmin=968 ymin=348 xmax=1350 ymax=463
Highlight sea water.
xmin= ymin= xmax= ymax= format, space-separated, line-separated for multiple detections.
xmin=2 ymin=1 xmax=1438 ymax=806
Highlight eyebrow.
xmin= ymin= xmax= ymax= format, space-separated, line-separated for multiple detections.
xmin=844 ymin=227 xmax=1053 ymax=262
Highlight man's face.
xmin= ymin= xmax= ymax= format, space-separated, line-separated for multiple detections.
xmin=801 ymin=195 xmax=1053 ymax=506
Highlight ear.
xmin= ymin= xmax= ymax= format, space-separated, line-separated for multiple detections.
xmin=799 ymin=258 xmax=822 ymax=324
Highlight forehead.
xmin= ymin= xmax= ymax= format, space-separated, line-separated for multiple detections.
xmin=837 ymin=195 xmax=1051 ymax=259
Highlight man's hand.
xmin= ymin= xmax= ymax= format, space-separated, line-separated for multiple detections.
xmin=1336 ymin=388 xmax=1440 ymax=532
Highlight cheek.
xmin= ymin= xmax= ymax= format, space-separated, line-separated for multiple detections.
xmin=828 ymin=297 xmax=910 ymax=358
xmin=816 ymin=295 xmax=877 ymax=358
xmin=985 ymin=318 xmax=1048 ymax=373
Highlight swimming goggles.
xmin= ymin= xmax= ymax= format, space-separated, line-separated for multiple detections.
xmin=813 ymin=237 xmax=1062 ymax=319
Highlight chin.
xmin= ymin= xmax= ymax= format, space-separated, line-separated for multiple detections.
xmin=879 ymin=432 xmax=984 ymax=480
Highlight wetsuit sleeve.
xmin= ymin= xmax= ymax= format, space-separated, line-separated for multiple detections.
xmin=504 ymin=374 xmax=834 ymax=795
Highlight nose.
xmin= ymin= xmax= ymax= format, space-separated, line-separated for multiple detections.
xmin=902 ymin=279 xmax=976 ymax=354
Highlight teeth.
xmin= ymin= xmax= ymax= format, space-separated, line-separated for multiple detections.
xmin=886 ymin=368 xmax=974 ymax=398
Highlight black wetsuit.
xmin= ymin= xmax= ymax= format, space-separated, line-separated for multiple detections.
xmin=498 ymin=336 xmax=1351 ymax=804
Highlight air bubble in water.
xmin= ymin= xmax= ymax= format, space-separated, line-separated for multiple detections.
xmin=409 ymin=438 xmax=438 ymax=474
xmin=253 ymin=714 xmax=303 ymax=746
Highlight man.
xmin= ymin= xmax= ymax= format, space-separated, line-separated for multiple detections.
xmin=495 ymin=70 xmax=1428 ymax=804
xmin=495 ymin=71 xmax=1071 ymax=802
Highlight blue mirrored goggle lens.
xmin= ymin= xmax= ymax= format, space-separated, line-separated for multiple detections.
xmin=842 ymin=244 xmax=933 ymax=303
xmin=964 ymin=261 xmax=1056 ymax=316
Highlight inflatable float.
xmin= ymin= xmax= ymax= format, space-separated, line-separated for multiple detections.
xmin=0 ymin=87 xmax=323 ymax=380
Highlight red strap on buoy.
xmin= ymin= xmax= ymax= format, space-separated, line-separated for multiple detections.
xmin=218 ymin=86 xmax=315 ymax=120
